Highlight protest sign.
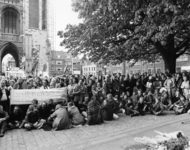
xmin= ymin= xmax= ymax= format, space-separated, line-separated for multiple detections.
xmin=10 ymin=88 xmax=67 ymax=105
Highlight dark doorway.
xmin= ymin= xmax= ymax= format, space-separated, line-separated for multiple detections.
xmin=0 ymin=43 xmax=19 ymax=74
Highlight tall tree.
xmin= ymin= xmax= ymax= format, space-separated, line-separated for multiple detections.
xmin=58 ymin=0 xmax=190 ymax=73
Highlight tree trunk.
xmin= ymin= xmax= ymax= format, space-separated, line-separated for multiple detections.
xmin=162 ymin=54 xmax=176 ymax=74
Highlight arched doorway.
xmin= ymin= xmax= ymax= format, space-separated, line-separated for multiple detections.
xmin=0 ymin=43 xmax=19 ymax=74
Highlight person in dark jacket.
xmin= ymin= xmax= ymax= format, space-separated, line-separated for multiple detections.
xmin=102 ymin=100 xmax=114 ymax=121
xmin=8 ymin=106 xmax=24 ymax=129
xmin=0 ymin=105 xmax=9 ymax=137
xmin=39 ymin=102 xmax=49 ymax=120
xmin=87 ymin=100 xmax=103 ymax=125
xmin=47 ymin=99 xmax=56 ymax=115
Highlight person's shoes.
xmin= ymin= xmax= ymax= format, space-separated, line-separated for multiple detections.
xmin=26 ymin=127 xmax=32 ymax=131
xmin=82 ymin=119 xmax=87 ymax=126
xmin=130 ymin=114 xmax=134 ymax=117
xmin=0 ymin=133 xmax=4 ymax=137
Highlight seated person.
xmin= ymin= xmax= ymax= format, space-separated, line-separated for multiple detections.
xmin=107 ymin=94 xmax=119 ymax=114
xmin=26 ymin=99 xmax=39 ymax=114
xmin=137 ymin=96 xmax=146 ymax=116
xmin=102 ymin=100 xmax=114 ymax=121
xmin=39 ymin=102 xmax=49 ymax=121
xmin=48 ymin=104 xmax=70 ymax=130
xmin=22 ymin=106 xmax=40 ymax=130
xmin=47 ymin=99 xmax=56 ymax=115
xmin=161 ymin=91 xmax=172 ymax=110
xmin=151 ymin=95 xmax=164 ymax=116
xmin=125 ymin=98 xmax=139 ymax=117
xmin=8 ymin=106 xmax=24 ymax=129
xmin=0 ymin=105 xmax=9 ymax=137
xmin=173 ymin=95 xmax=190 ymax=115
xmin=87 ymin=100 xmax=103 ymax=125
xmin=78 ymin=97 xmax=88 ymax=119
xmin=68 ymin=102 xmax=84 ymax=126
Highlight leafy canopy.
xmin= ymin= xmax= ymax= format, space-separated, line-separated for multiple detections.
xmin=58 ymin=0 xmax=190 ymax=65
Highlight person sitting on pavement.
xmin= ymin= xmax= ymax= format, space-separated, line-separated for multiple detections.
xmin=0 ymin=105 xmax=9 ymax=137
xmin=125 ymin=98 xmax=139 ymax=117
xmin=68 ymin=102 xmax=84 ymax=126
xmin=87 ymin=99 xmax=104 ymax=125
xmin=102 ymin=99 xmax=114 ymax=121
xmin=8 ymin=106 xmax=24 ymax=129
xmin=47 ymin=99 xmax=56 ymax=115
xmin=48 ymin=104 xmax=71 ymax=130
xmin=39 ymin=102 xmax=49 ymax=120
xmin=172 ymin=95 xmax=190 ymax=115
xmin=137 ymin=96 xmax=146 ymax=116
xmin=22 ymin=106 xmax=41 ymax=130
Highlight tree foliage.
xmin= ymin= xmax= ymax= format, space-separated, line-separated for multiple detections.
xmin=58 ymin=0 xmax=190 ymax=73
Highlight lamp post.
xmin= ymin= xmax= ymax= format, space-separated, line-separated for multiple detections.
xmin=104 ymin=65 xmax=107 ymax=75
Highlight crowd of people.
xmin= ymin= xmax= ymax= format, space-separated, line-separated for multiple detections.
xmin=0 ymin=71 xmax=190 ymax=138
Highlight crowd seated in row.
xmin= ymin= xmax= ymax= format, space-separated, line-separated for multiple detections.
xmin=0 ymin=71 xmax=190 ymax=137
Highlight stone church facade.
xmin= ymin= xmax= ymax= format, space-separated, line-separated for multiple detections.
xmin=0 ymin=0 xmax=55 ymax=75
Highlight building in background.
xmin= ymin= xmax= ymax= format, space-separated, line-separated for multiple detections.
xmin=0 ymin=0 xmax=55 ymax=76
xmin=104 ymin=55 xmax=190 ymax=75
xmin=50 ymin=51 xmax=81 ymax=76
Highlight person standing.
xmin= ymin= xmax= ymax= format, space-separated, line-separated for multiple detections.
xmin=181 ymin=75 xmax=190 ymax=99
xmin=0 ymin=80 xmax=10 ymax=112
xmin=40 ymin=79 xmax=50 ymax=89
xmin=0 ymin=105 xmax=9 ymax=137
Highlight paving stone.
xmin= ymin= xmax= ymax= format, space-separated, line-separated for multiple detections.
xmin=0 ymin=113 xmax=189 ymax=150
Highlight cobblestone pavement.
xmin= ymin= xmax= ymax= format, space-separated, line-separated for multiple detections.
xmin=0 ymin=112 xmax=189 ymax=150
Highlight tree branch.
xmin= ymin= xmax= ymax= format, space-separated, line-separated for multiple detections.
xmin=176 ymin=45 xmax=190 ymax=58
xmin=175 ymin=38 xmax=190 ymax=52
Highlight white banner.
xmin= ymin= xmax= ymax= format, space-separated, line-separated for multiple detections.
xmin=10 ymin=88 xmax=68 ymax=105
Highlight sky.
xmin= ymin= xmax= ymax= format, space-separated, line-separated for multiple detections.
xmin=55 ymin=0 xmax=82 ymax=51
